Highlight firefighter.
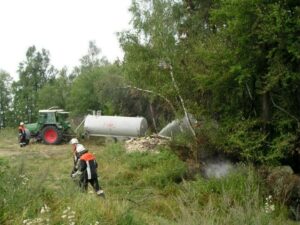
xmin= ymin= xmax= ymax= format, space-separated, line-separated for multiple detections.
xmin=18 ymin=122 xmax=27 ymax=147
xmin=71 ymin=144 xmax=105 ymax=198
xmin=69 ymin=138 xmax=93 ymax=176
xmin=69 ymin=138 xmax=82 ymax=174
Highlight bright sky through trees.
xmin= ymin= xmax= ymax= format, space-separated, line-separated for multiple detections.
xmin=0 ymin=0 xmax=132 ymax=79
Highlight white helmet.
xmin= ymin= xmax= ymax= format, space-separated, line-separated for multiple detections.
xmin=75 ymin=144 xmax=86 ymax=153
xmin=70 ymin=138 xmax=79 ymax=144
xmin=20 ymin=122 xmax=24 ymax=126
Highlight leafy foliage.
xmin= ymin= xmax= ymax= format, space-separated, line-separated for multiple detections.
xmin=11 ymin=46 xmax=57 ymax=123
xmin=37 ymin=68 xmax=71 ymax=109
xmin=0 ymin=70 xmax=13 ymax=127
xmin=119 ymin=0 xmax=300 ymax=165
xmin=0 ymin=0 xmax=299 ymax=165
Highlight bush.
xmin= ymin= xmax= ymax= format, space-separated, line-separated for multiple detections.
xmin=135 ymin=150 xmax=187 ymax=188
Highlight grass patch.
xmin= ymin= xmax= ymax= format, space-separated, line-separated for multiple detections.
xmin=0 ymin=134 xmax=298 ymax=224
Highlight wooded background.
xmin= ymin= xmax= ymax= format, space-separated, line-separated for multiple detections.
xmin=0 ymin=0 xmax=299 ymax=165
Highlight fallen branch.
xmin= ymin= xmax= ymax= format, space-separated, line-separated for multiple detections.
xmin=246 ymin=83 xmax=257 ymax=116
xmin=270 ymin=94 xmax=300 ymax=128
xmin=169 ymin=65 xmax=196 ymax=138
xmin=121 ymin=85 xmax=177 ymax=116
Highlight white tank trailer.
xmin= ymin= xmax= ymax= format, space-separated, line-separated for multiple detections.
xmin=84 ymin=115 xmax=148 ymax=138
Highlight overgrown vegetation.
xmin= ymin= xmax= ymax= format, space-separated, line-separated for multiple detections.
xmin=0 ymin=0 xmax=299 ymax=222
xmin=0 ymin=129 xmax=298 ymax=224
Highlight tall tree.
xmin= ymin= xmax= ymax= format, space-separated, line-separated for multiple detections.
xmin=68 ymin=42 xmax=111 ymax=115
xmin=120 ymin=0 xmax=300 ymax=163
xmin=37 ymin=67 xmax=71 ymax=109
xmin=120 ymin=0 xmax=182 ymax=114
xmin=12 ymin=46 xmax=56 ymax=122
xmin=0 ymin=70 xmax=12 ymax=127
xmin=208 ymin=0 xmax=300 ymax=162
xmin=119 ymin=0 xmax=215 ymax=121
xmin=73 ymin=41 xmax=109 ymax=76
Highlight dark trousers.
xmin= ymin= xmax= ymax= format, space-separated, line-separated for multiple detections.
xmin=79 ymin=176 xmax=101 ymax=192
xmin=19 ymin=135 xmax=28 ymax=147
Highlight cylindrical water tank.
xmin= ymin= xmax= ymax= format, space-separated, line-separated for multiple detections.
xmin=84 ymin=115 xmax=148 ymax=137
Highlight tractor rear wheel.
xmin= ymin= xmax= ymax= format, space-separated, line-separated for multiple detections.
xmin=41 ymin=125 xmax=63 ymax=144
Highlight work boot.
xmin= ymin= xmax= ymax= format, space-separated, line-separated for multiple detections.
xmin=97 ymin=190 xmax=105 ymax=198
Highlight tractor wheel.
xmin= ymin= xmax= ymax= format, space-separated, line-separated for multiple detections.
xmin=41 ymin=126 xmax=63 ymax=145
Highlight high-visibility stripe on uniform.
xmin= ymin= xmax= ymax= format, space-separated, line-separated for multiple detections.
xmin=86 ymin=161 xmax=91 ymax=179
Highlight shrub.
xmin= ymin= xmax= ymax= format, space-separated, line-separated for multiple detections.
xmin=138 ymin=150 xmax=187 ymax=188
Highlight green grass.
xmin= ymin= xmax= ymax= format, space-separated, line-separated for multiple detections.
xmin=0 ymin=129 xmax=298 ymax=224
xmin=0 ymin=128 xmax=19 ymax=149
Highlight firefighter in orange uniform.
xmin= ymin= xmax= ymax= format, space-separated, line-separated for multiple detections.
xmin=71 ymin=143 xmax=105 ymax=198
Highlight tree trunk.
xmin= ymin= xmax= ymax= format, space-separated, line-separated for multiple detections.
xmin=261 ymin=91 xmax=271 ymax=131
xmin=169 ymin=65 xmax=196 ymax=138
xmin=149 ymin=103 xmax=158 ymax=133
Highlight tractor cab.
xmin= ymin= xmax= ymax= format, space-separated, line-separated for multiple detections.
xmin=38 ymin=109 xmax=70 ymax=127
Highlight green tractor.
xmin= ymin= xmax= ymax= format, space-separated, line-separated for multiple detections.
xmin=25 ymin=109 xmax=72 ymax=144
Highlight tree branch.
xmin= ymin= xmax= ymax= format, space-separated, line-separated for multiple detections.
xmin=121 ymin=85 xmax=177 ymax=116
xmin=270 ymin=94 xmax=300 ymax=128
xmin=246 ymin=83 xmax=257 ymax=116
xmin=169 ymin=65 xmax=196 ymax=138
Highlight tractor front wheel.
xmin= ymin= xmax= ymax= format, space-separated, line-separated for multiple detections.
xmin=41 ymin=126 xmax=63 ymax=144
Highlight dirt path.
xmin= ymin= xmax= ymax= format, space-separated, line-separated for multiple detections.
xmin=0 ymin=149 xmax=21 ymax=157
xmin=0 ymin=141 xmax=68 ymax=158
xmin=0 ymin=140 xmax=22 ymax=157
